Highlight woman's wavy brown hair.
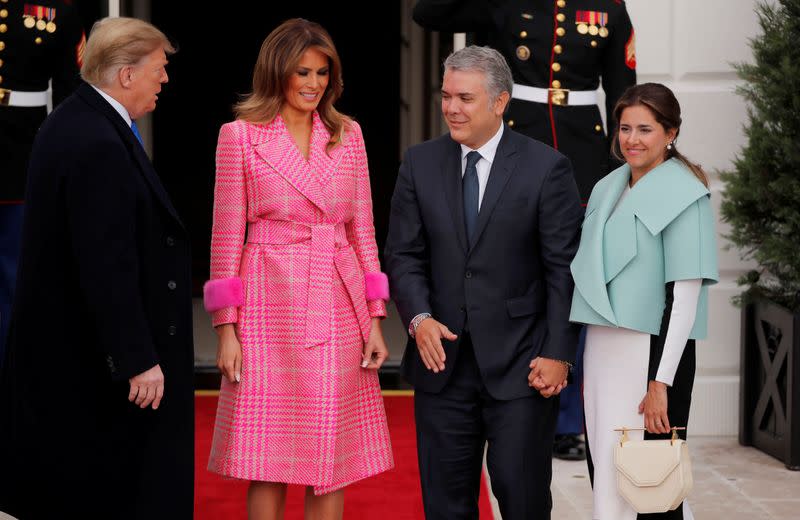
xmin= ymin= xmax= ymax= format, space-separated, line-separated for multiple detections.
xmin=611 ymin=83 xmax=708 ymax=187
xmin=235 ymin=18 xmax=348 ymax=152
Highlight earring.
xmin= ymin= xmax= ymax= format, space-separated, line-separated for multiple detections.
xmin=667 ymin=142 xmax=673 ymax=150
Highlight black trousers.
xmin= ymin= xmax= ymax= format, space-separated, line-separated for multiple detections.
xmin=414 ymin=336 xmax=558 ymax=519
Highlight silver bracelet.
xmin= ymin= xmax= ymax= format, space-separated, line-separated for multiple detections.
xmin=409 ymin=313 xmax=432 ymax=337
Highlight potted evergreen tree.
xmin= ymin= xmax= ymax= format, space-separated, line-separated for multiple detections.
xmin=721 ymin=0 xmax=800 ymax=470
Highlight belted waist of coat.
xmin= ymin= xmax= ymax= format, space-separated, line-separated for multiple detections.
xmin=247 ymin=219 xmax=369 ymax=348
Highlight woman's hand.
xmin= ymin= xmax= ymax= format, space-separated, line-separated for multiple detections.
xmin=216 ymin=323 xmax=242 ymax=383
xmin=639 ymin=380 xmax=671 ymax=434
xmin=361 ymin=318 xmax=389 ymax=370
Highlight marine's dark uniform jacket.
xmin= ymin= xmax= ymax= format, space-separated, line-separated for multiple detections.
xmin=414 ymin=0 xmax=636 ymax=202
xmin=0 ymin=0 xmax=84 ymax=201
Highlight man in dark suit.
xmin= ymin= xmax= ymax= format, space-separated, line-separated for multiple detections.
xmin=385 ymin=46 xmax=582 ymax=519
xmin=413 ymin=0 xmax=638 ymax=462
xmin=0 ymin=17 xmax=193 ymax=519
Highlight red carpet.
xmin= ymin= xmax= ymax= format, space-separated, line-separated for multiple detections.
xmin=195 ymin=393 xmax=495 ymax=519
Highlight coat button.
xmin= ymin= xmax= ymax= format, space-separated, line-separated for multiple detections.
xmin=167 ymin=280 xmax=177 ymax=290
xmin=167 ymin=325 xmax=177 ymax=336
xmin=465 ymin=271 xmax=472 ymax=279
xmin=166 ymin=236 xmax=175 ymax=246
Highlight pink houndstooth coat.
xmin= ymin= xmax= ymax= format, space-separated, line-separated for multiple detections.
xmin=203 ymin=112 xmax=394 ymax=494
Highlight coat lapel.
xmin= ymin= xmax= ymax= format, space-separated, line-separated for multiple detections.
xmin=308 ymin=114 xmax=345 ymax=188
xmin=469 ymin=127 xmax=516 ymax=253
xmin=442 ymin=139 xmax=468 ymax=254
xmin=570 ymin=166 xmax=629 ymax=325
xmin=252 ymin=113 xmax=330 ymax=213
xmin=77 ymin=85 xmax=183 ymax=228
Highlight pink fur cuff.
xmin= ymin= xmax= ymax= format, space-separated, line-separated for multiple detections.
xmin=365 ymin=272 xmax=390 ymax=301
xmin=203 ymin=277 xmax=243 ymax=312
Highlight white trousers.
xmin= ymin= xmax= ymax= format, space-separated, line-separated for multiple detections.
xmin=583 ymin=325 xmax=694 ymax=520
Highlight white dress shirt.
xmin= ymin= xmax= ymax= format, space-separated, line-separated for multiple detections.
xmin=91 ymin=85 xmax=132 ymax=127
xmin=460 ymin=123 xmax=504 ymax=211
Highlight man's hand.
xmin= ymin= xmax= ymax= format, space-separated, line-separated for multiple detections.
xmin=639 ymin=380 xmax=671 ymax=434
xmin=362 ymin=318 xmax=390 ymax=369
xmin=528 ymin=357 xmax=569 ymax=398
xmin=129 ymin=364 xmax=165 ymax=410
xmin=415 ymin=317 xmax=457 ymax=373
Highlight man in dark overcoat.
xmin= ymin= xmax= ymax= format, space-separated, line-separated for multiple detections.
xmin=0 ymin=17 xmax=194 ymax=519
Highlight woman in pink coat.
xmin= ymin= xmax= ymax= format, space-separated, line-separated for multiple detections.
xmin=203 ymin=18 xmax=394 ymax=519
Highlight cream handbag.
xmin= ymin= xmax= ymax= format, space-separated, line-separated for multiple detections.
xmin=613 ymin=427 xmax=693 ymax=514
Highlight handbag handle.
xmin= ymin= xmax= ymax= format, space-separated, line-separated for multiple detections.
xmin=613 ymin=426 xmax=686 ymax=446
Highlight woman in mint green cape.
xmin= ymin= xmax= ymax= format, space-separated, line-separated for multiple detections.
xmin=569 ymin=83 xmax=718 ymax=520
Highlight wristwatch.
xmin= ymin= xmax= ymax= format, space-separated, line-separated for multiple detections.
xmin=408 ymin=313 xmax=432 ymax=338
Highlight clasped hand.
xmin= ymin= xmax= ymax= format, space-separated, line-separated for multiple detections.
xmin=528 ymin=357 xmax=568 ymax=398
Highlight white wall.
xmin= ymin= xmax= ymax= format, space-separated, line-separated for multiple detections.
xmin=625 ymin=0 xmax=764 ymax=435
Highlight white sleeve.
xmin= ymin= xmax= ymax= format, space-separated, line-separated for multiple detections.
xmin=655 ymin=279 xmax=703 ymax=386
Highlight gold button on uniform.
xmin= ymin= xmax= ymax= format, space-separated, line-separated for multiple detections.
xmin=507 ymin=119 xmax=515 ymax=127
xmin=35 ymin=37 xmax=42 ymax=44
xmin=557 ymin=0 xmax=566 ymax=7
xmin=516 ymin=45 xmax=531 ymax=60
xmin=556 ymin=27 xmax=565 ymax=37
xmin=552 ymin=62 xmax=561 ymax=72
xmin=0 ymin=75 xmax=3 ymax=84
xmin=0 ymin=41 xmax=5 ymax=50
xmin=554 ymin=44 xmax=563 ymax=54
xmin=0 ymin=59 xmax=3 ymax=67
xmin=552 ymin=80 xmax=562 ymax=89
xmin=0 ymin=9 xmax=7 ymax=18
xmin=556 ymin=13 xmax=566 ymax=22
xmin=591 ymin=40 xmax=598 ymax=48
xmin=595 ymin=125 xmax=603 ymax=132
xmin=0 ymin=24 xmax=7 ymax=33
xmin=520 ymin=30 xmax=527 ymax=38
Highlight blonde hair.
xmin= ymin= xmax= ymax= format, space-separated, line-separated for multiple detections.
xmin=81 ymin=17 xmax=175 ymax=87
xmin=611 ymin=83 xmax=708 ymax=187
xmin=235 ymin=18 xmax=348 ymax=152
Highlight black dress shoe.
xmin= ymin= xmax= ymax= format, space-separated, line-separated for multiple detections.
xmin=553 ymin=433 xmax=586 ymax=461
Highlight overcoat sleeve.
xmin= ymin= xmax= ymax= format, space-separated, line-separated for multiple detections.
xmin=66 ymin=142 xmax=159 ymax=381
xmin=345 ymin=122 xmax=388 ymax=317
xmin=206 ymin=122 xmax=248 ymax=326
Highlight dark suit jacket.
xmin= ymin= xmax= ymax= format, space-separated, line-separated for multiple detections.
xmin=0 ymin=84 xmax=194 ymax=519
xmin=385 ymin=125 xmax=582 ymax=400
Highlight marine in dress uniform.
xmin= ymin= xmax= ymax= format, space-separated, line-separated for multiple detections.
xmin=0 ymin=0 xmax=84 ymax=364
xmin=413 ymin=0 xmax=637 ymax=460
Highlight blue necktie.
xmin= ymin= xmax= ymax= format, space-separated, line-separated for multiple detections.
xmin=463 ymin=150 xmax=481 ymax=246
xmin=130 ymin=120 xmax=143 ymax=146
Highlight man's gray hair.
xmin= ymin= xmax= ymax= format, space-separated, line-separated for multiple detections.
xmin=444 ymin=45 xmax=513 ymax=103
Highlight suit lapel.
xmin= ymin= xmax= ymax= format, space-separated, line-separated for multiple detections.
xmin=469 ymin=128 xmax=516 ymax=253
xmin=252 ymin=113 xmax=329 ymax=213
xmin=442 ymin=139 xmax=468 ymax=254
xmin=77 ymin=85 xmax=183 ymax=228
